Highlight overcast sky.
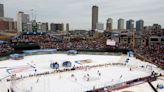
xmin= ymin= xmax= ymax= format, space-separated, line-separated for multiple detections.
xmin=1 ymin=0 xmax=164 ymax=30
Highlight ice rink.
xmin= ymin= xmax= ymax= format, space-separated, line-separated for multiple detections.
xmin=0 ymin=53 xmax=163 ymax=92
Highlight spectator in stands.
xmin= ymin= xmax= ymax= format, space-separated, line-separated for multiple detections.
xmin=0 ymin=43 xmax=14 ymax=56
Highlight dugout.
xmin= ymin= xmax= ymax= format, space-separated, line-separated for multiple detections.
xmin=66 ymin=50 xmax=78 ymax=55
xmin=50 ymin=62 xmax=60 ymax=69
xmin=62 ymin=61 xmax=72 ymax=67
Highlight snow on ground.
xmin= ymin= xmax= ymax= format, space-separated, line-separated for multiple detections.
xmin=0 ymin=53 xmax=163 ymax=92
xmin=0 ymin=54 xmax=122 ymax=68
xmin=0 ymin=54 xmax=123 ymax=77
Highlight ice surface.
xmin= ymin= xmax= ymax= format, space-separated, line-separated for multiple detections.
xmin=0 ymin=54 xmax=163 ymax=92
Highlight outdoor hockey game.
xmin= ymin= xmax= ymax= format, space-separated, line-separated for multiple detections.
xmin=0 ymin=51 xmax=164 ymax=92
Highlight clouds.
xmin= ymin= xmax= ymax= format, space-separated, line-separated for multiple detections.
xmin=1 ymin=0 xmax=164 ymax=29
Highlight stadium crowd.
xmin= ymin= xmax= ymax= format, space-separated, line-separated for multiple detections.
xmin=135 ymin=43 xmax=164 ymax=68
xmin=11 ymin=34 xmax=58 ymax=44
xmin=10 ymin=33 xmax=107 ymax=49
xmin=10 ymin=33 xmax=130 ymax=50
xmin=0 ymin=43 xmax=14 ymax=56
xmin=134 ymin=29 xmax=164 ymax=68
xmin=0 ymin=30 xmax=163 ymax=69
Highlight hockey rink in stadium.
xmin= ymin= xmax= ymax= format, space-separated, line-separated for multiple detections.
xmin=0 ymin=53 xmax=164 ymax=92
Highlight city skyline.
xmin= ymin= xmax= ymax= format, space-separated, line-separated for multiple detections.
xmin=1 ymin=0 xmax=164 ymax=30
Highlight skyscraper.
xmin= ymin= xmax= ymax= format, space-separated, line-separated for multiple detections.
xmin=152 ymin=24 xmax=161 ymax=31
xmin=37 ymin=22 xmax=48 ymax=32
xmin=0 ymin=17 xmax=17 ymax=32
xmin=0 ymin=4 xmax=4 ymax=17
xmin=41 ymin=23 xmax=48 ymax=32
xmin=126 ymin=19 xmax=134 ymax=31
xmin=92 ymin=5 xmax=98 ymax=30
xmin=106 ymin=18 xmax=113 ymax=31
xmin=17 ymin=11 xmax=30 ymax=32
xmin=136 ymin=19 xmax=144 ymax=32
xmin=118 ymin=18 xmax=124 ymax=30
xmin=50 ymin=23 xmax=64 ymax=32
xmin=66 ymin=23 xmax=69 ymax=32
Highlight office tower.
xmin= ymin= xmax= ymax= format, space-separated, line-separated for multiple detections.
xmin=37 ymin=22 xmax=48 ymax=32
xmin=50 ymin=23 xmax=55 ymax=32
xmin=152 ymin=24 xmax=161 ymax=31
xmin=32 ymin=20 xmax=37 ymax=32
xmin=92 ymin=5 xmax=98 ymax=30
xmin=0 ymin=4 xmax=4 ymax=17
xmin=126 ymin=19 xmax=134 ymax=31
xmin=41 ymin=23 xmax=48 ymax=32
xmin=136 ymin=19 xmax=144 ymax=32
xmin=37 ymin=22 xmax=42 ymax=32
xmin=106 ymin=18 xmax=113 ymax=32
xmin=66 ymin=23 xmax=69 ymax=31
xmin=50 ymin=23 xmax=64 ymax=32
xmin=27 ymin=22 xmax=32 ymax=32
xmin=0 ymin=17 xmax=17 ymax=32
xmin=118 ymin=18 xmax=124 ymax=30
xmin=17 ymin=11 xmax=30 ymax=32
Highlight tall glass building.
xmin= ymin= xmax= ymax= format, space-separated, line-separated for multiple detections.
xmin=92 ymin=5 xmax=98 ymax=30
xmin=136 ymin=19 xmax=144 ymax=32
xmin=0 ymin=4 xmax=4 ymax=17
